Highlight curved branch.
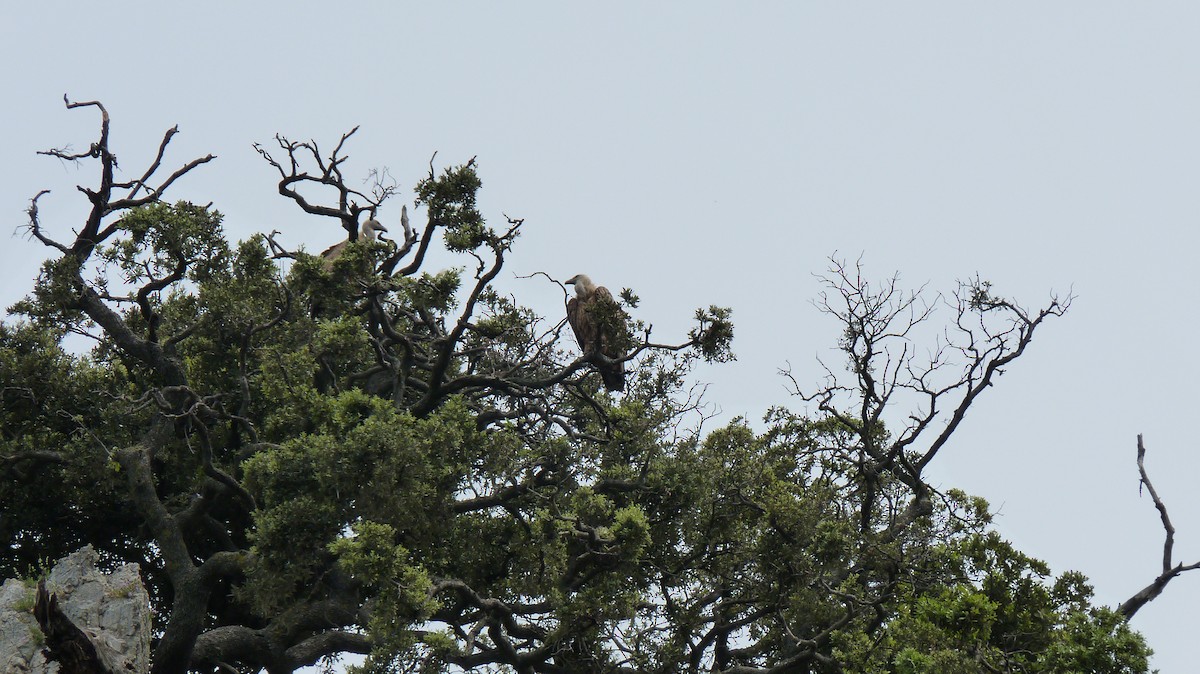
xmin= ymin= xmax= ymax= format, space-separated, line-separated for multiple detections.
xmin=21 ymin=189 xmax=69 ymax=253
xmin=284 ymin=631 xmax=373 ymax=669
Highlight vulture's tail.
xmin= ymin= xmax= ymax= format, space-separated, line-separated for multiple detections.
xmin=600 ymin=361 xmax=625 ymax=393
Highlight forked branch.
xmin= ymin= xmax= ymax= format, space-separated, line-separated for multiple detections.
xmin=253 ymin=128 xmax=394 ymax=240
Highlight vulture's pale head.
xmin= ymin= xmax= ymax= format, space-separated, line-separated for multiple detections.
xmin=565 ymin=274 xmax=596 ymax=297
xmin=361 ymin=216 xmax=388 ymax=241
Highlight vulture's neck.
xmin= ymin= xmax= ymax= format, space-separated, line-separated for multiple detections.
xmin=574 ymin=279 xmax=596 ymax=298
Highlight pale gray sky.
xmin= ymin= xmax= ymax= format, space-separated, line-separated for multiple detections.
xmin=3 ymin=3 xmax=1198 ymax=670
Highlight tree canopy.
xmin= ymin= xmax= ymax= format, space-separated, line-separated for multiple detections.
xmin=0 ymin=98 xmax=1177 ymax=674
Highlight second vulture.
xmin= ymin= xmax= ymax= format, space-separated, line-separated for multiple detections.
xmin=320 ymin=212 xmax=389 ymax=271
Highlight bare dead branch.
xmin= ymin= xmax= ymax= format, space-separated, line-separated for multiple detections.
xmin=254 ymin=129 xmax=382 ymax=245
xmin=20 ymin=189 xmax=71 ymax=253
xmin=1119 ymin=434 xmax=1200 ymax=619
xmin=107 ymin=152 xmax=216 ymax=213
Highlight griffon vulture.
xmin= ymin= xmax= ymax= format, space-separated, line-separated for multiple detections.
xmin=319 ymin=214 xmax=388 ymax=271
xmin=565 ymin=273 xmax=628 ymax=392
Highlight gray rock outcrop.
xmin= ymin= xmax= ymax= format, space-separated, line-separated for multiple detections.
xmin=0 ymin=546 xmax=151 ymax=673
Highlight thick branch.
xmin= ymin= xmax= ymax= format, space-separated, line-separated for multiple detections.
xmin=116 ymin=425 xmax=209 ymax=674
xmin=77 ymin=286 xmax=187 ymax=385
xmin=384 ymin=206 xmax=440 ymax=277
xmin=2 ymin=449 xmax=67 ymax=480
xmin=284 ymin=631 xmax=373 ymax=669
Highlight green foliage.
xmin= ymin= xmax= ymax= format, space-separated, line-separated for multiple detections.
xmin=11 ymin=587 xmax=36 ymax=614
xmin=833 ymin=531 xmax=1154 ymax=673
xmin=589 ymin=289 xmax=636 ymax=355
xmin=27 ymin=623 xmax=46 ymax=647
xmin=415 ymin=160 xmax=490 ymax=252
xmin=97 ymin=201 xmax=228 ymax=285
xmin=405 ymin=269 xmax=462 ymax=313
xmin=691 ymin=305 xmax=735 ymax=362
xmin=9 ymin=255 xmax=87 ymax=328
xmin=0 ymin=321 xmax=141 ymax=579
xmin=330 ymin=521 xmax=436 ymax=654
xmin=242 ymin=396 xmax=486 ymax=611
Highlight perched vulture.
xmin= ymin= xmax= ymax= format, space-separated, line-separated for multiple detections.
xmin=319 ymin=214 xmax=388 ymax=270
xmin=565 ymin=273 xmax=628 ymax=392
